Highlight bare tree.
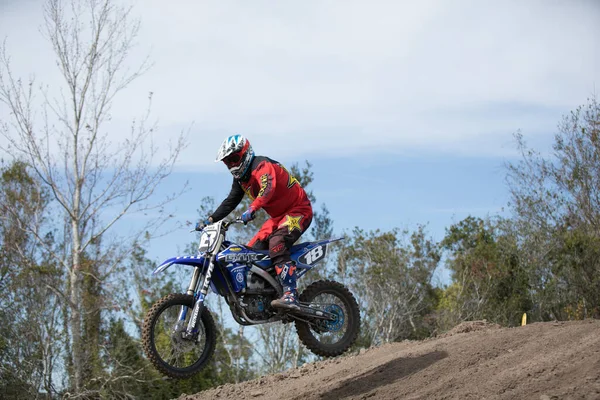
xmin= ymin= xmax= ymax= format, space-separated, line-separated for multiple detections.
xmin=340 ymin=226 xmax=440 ymax=345
xmin=0 ymin=0 xmax=186 ymax=394
xmin=254 ymin=323 xmax=299 ymax=374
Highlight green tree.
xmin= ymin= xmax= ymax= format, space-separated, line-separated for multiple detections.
xmin=338 ymin=225 xmax=440 ymax=345
xmin=0 ymin=161 xmax=63 ymax=398
xmin=506 ymin=96 xmax=600 ymax=320
xmin=438 ymin=216 xmax=530 ymax=329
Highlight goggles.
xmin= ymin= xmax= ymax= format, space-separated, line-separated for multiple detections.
xmin=223 ymin=152 xmax=242 ymax=167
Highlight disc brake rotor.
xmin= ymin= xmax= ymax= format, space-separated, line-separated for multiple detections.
xmin=321 ymin=304 xmax=345 ymax=332
xmin=170 ymin=321 xmax=199 ymax=353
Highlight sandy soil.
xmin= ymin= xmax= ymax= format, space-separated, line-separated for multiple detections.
xmin=177 ymin=320 xmax=600 ymax=400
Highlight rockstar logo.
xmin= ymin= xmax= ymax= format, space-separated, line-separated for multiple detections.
xmin=241 ymin=183 xmax=255 ymax=200
xmin=280 ymin=164 xmax=299 ymax=188
xmin=280 ymin=215 xmax=303 ymax=233
xmin=287 ymin=173 xmax=299 ymax=188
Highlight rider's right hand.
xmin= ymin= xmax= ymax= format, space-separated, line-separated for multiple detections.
xmin=195 ymin=217 xmax=213 ymax=231
xmin=241 ymin=208 xmax=255 ymax=224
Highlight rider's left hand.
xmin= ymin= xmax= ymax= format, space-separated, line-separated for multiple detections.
xmin=241 ymin=208 xmax=255 ymax=224
xmin=195 ymin=217 xmax=212 ymax=231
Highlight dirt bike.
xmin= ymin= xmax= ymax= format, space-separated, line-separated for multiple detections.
xmin=141 ymin=217 xmax=361 ymax=379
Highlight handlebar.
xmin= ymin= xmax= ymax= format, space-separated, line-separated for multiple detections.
xmin=224 ymin=217 xmax=245 ymax=228
xmin=190 ymin=216 xmax=245 ymax=233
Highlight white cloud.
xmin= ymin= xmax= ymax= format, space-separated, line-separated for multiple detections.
xmin=1 ymin=0 xmax=598 ymax=167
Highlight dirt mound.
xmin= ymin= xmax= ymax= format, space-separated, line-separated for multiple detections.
xmin=440 ymin=319 xmax=502 ymax=337
xmin=177 ymin=320 xmax=600 ymax=400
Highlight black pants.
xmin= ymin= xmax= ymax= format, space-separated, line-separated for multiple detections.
xmin=252 ymin=225 xmax=305 ymax=266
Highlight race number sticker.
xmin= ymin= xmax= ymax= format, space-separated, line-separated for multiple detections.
xmin=299 ymin=244 xmax=327 ymax=265
xmin=198 ymin=225 xmax=219 ymax=252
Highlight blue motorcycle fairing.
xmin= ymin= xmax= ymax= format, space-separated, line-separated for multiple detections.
xmin=152 ymin=237 xmax=344 ymax=289
xmin=291 ymin=237 xmax=344 ymax=277
xmin=217 ymin=243 xmax=270 ymax=264
xmin=152 ymin=254 xmax=207 ymax=275
xmin=216 ymin=237 xmax=344 ymax=279
xmin=217 ymin=244 xmax=271 ymax=292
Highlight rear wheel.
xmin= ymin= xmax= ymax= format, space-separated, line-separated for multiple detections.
xmin=142 ymin=293 xmax=216 ymax=379
xmin=295 ymin=280 xmax=360 ymax=357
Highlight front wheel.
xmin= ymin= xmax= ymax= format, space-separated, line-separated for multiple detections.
xmin=295 ymin=280 xmax=360 ymax=357
xmin=142 ymin=293 xmax=217 ymax=379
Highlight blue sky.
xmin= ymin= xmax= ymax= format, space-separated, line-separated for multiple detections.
xmin=1 ymin=0 xmax=599 ymax=285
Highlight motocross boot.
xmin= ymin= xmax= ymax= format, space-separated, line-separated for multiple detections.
xmin=271 ymin=262 xmax=300 ymax=311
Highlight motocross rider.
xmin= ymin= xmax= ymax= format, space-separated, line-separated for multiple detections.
xmin=197 ymin=135 xmax=313 ymax=311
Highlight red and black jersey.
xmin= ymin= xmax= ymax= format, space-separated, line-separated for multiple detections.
xmin=210 ymin=156 xmax=312 ymax=221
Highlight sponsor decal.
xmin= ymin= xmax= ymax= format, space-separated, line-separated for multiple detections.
xmin=190 ymin=262 xmax=214 ymax=328
xmin=241 ymin=183 xmax=255 ymax=200
xmin=270 ymin=243 xmax=285 ymax=254
xmin=257 ymin=173 xmax=272 ymax=197
xmin=279 ymin=263 xmax=289 ymax=279
xmin=229 ymin=246 xmax=243 ymax=252
xmin=279 ymin=215 xmax=303 ymax=233
xmin=236 ymin=271 xmax=244 ymax=283
xmin=280 ymin=164 xmax=299 ymax=188
xmin=223 ymin=253 xmax=267 ymax=263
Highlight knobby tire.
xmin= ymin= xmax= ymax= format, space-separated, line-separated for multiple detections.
xmin=295 ymin=280 xmax=361 ymax=357
xmin=142 ymin=293 xmax=217 ymax=379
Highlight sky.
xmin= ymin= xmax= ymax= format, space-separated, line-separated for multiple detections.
xmin=1 ymin=0 xmax=599 ymax=285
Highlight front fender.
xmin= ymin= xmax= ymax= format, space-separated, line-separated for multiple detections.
xmin=152 ymin=254 xmax=207 ymax=275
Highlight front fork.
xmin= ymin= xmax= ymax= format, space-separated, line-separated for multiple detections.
xmin=181 ymin=253 xmax=217 ymax=339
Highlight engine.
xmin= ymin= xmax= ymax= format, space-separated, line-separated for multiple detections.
xmin=246 ymin=271 xmax=267 ymax=291
xmin=241 ymin=271 xmax=276 ymax=320
xmin=242 ymin=294 xmax=271 ymax=320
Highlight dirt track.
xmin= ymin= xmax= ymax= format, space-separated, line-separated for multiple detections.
xmin=177 ymin=320 xmax=600 ymax=400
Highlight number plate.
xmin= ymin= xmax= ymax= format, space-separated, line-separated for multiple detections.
xmin=299 ymin=244 xmax=327 ymax=265
xmin=198 ymin=225 xmax=220 ymax=253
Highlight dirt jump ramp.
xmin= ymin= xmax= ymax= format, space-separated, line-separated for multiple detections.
xmin=177 ymin=319 xmax=600 ymax=400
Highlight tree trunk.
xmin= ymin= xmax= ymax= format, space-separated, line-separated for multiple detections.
xmin=70 ymin=218 xmax=82 ymax=391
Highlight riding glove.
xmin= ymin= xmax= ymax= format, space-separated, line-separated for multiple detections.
xmin=195 ymin=218 xmax=212 ymax=231
xmin=241 ymin=208 xmax=255 ymax=224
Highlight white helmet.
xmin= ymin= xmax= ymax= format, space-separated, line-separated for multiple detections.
xmin=215 ymin=134 xmax=255 ymax=179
